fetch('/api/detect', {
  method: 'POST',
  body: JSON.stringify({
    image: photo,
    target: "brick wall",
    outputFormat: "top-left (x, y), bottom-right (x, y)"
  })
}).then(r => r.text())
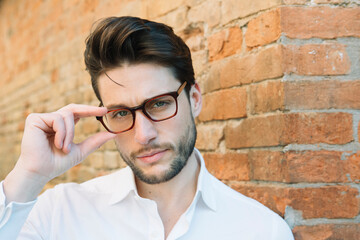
top-left (0, 0), bottom-right (359, 238)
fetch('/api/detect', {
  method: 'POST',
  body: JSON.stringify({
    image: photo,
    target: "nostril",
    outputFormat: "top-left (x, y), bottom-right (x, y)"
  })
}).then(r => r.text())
top-left (134, 112), bottom-right (157, 145)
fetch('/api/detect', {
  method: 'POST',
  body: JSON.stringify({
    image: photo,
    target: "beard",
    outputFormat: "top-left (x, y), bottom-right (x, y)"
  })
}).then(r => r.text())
top-left (117, 116), bottom-right (197, 184)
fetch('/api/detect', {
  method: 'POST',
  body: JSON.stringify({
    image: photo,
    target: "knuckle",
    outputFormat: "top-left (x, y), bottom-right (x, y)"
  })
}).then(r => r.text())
top-left (67, 103), bottom-right (76, 109)
top-left (64, 111), bottom-right (74, 120)
top-left (25, 113), bottom-right (38, 122)
top-left (56, 109), bottom-right (74, 120)
top-left (52, 112), bottom-right (64, 121)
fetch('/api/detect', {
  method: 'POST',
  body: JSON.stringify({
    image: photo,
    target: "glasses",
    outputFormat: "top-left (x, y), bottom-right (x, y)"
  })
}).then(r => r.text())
top-left (96, 81), bottom-right (187, 134)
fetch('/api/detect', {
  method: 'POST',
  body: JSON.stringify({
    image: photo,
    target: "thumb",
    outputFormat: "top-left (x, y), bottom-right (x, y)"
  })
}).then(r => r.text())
top-left (78, 131), bottom-right (117, 158)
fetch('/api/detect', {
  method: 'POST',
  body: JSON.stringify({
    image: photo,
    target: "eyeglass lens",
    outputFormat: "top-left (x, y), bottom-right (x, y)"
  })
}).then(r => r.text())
top-left (103, 94), bottom-right (177, 132)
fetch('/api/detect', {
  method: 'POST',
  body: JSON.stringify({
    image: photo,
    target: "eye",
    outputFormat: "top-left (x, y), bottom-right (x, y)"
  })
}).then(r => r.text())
top-left (153, 101), bottom-right (168, 108)
top-left (111, 110), bottom-right (130, 119)
top-left (147, 95), bottom-right (174, 109)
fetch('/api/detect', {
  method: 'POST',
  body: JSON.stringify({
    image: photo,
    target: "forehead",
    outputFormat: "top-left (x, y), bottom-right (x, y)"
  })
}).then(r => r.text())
top-left (98, 63), bottom-right (180, 107)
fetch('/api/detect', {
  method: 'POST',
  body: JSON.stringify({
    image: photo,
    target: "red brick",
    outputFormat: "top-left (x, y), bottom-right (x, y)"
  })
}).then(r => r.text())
top-left (198, 87), bottom-right (247, 122)
top-left (225, 115), bottom-right (285, 148)
top-left (203, 152), bottom-right (249, 181)
top-left (283, 44), bottom-right (350, 76)
top-left (218, 45), bottom-right (283, 88)
top-left (249, 150), bottom-right (348, 183)
top-left (188, 0), bottom-right (221, 28)
top-left (230, 183), bottom-right (290, 216)
top-left (208, 27), bottom-right (243, 61)
top-left (248, 151), bottom-right (288, 182)
top-left (221, 0), bottom-right (281, 25)
top-left (282, 0), bottom-right (307, 4)
top-left (147, 0), bottom-right (185, 18)
top-left (285, 80), bottom-right (360, 110)
top-left (246, 9), bottom-right (281, 48)
top-left (51, 68), bottom-right (59, 83)
top-left (87, 152), bottom-right (104, 169)
top-left (286, 112), bottom-right (353, 145)
top-left (281, 7), bottom-right (360, 39)
top-left (314, 0), bottom-right (343, 3)
top-left (289, 186), bottom-right (359, 219)
top-left (249, 80), bottom-right (284, 114)
top-left (293, 224), bottom-right (360, 240)
top-left (81, 117), bottom-right (100, 135)
top-left (104, 151), bottom-right (120, 170)
top-left (344, 152), bottom-right (360, 183)
top-left (154, 6), bottom-right (188, 32)
top-left (232, 184), bottom-right (360, 219)
top-left (225, 113), bottom-right (353, 148)
top-left (190, 50), bottom-right (207, 76)
top-left (196, 124), bottom-right (224, 151)
top-left (68, 165), bottom-right (96, 183)
top-left (180, 26), bottom-right (205, 52)
top-left (202, 61), bottom-right (222, 93)
top-left (286, 151), bottom-right (345, 183)
top-left (208, 46), bottom-right (282, 93)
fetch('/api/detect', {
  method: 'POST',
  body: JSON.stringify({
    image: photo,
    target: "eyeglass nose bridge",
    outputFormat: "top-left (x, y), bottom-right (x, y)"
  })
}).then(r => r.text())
top-left (128, 103), bottom-right (155, 127)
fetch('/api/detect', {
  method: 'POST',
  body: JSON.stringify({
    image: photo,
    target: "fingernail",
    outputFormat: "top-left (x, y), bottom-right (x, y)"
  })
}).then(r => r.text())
top-left (67, 143), bottom-right (71, 151)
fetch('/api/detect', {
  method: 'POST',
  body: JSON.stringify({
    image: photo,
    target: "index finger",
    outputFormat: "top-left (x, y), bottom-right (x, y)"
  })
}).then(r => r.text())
top-left (60, 104), bottom-right (108, 118)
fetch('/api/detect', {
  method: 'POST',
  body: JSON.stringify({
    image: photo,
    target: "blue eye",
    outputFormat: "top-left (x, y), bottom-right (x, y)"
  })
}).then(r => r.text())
top-left (118, 111), bottom-right (128, 116)
top-left (112, 110), bottom-right (130, 119)
top-left (154, 101), bottom-right (168, 108)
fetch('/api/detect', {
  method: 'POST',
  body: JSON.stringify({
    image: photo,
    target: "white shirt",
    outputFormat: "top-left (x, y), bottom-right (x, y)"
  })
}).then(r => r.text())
top-left (0, 149), bottom-right (294, 240)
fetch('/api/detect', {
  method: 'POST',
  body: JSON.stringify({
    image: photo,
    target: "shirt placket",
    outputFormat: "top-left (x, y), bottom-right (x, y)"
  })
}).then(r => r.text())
top-left (166, 193), bottom-right (199, 240)
top-left (136, 196), bottom-right (164, 240)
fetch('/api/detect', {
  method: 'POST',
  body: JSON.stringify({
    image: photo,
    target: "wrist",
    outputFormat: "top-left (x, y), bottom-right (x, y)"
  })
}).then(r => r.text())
top-left (3, 167), bottom-right (49, 204)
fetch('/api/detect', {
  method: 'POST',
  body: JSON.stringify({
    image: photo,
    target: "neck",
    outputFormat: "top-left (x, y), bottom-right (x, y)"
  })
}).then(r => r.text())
top-left (135, 150), bottom-right (200, 205)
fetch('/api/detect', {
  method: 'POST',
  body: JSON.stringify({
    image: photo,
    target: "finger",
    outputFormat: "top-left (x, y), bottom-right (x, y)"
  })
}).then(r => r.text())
top-left (78, 131), bottom-right (116, 158)
top-left (37, 113), bottom-right (66, 149)
top-left (62, 104), bottom-right (108, 119)
top-left (58, 110), bottom-right (75, 154)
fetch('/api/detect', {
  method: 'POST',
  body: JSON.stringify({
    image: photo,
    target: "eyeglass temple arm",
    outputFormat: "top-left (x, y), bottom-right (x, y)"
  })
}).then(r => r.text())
top-left (177, 81), bottom-right (187, 94)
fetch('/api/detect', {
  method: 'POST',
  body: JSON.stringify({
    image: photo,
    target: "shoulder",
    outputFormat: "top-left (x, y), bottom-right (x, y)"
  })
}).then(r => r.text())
top-left (39, 167), bottom-right (129, 201)
top-left (209, 175), bottom-right (293, 238)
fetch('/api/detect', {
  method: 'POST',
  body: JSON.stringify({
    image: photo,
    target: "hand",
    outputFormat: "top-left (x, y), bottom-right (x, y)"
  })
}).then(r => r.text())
top-left (3, 104), bottom-right (116, 203)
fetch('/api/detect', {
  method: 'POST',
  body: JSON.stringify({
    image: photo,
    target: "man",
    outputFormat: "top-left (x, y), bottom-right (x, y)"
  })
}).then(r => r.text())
top-left (0, 16), bottom-right (294, 239)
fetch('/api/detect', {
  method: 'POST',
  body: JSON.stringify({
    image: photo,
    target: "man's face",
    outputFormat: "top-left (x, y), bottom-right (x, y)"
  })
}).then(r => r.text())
top-left (98, 63), bottom-right (201, 184)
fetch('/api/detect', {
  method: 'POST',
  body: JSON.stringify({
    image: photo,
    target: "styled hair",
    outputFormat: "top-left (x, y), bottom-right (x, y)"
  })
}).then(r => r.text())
top-left (84, 16), bottom-right (195, 101)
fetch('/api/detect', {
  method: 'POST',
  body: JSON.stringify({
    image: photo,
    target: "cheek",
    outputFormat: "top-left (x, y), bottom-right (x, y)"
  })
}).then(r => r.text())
top-left (113, 133), bottom-right (134, 154)
top-left (163, 105), bottom-right (192, 135)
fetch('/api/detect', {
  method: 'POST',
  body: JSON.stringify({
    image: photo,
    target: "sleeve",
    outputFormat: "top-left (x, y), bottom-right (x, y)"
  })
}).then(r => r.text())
top-left (0, 181), bottom-right (37, 240)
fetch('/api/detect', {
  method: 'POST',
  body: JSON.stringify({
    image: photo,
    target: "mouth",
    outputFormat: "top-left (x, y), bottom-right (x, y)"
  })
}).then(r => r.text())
top-left (136, 149), bottom-right (168, 164)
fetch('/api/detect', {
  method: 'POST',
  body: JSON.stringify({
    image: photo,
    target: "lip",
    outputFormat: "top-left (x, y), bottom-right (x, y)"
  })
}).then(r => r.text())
top-left (136, 149), bottom-right (168, 164)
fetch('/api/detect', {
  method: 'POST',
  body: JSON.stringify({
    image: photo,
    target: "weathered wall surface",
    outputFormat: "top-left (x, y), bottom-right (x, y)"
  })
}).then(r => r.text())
top-left (1, 0), bottom-right (360, 238)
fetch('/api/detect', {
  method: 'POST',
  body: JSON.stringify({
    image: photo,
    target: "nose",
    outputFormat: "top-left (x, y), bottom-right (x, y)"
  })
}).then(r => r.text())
top-left (133, 111), bottom-right (157, 145)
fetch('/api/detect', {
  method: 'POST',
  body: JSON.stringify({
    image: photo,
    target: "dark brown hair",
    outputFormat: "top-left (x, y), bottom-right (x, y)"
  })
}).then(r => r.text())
top-left (84, 16), bottom-right (195, 101)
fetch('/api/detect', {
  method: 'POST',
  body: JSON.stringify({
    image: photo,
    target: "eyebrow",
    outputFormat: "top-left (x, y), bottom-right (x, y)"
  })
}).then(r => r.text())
top-left (105, 89), bottom-right (178, 111)
top-left (105, 95), bottom-right (154, 110)
top-left (106, 103), bottom-right (129, 110)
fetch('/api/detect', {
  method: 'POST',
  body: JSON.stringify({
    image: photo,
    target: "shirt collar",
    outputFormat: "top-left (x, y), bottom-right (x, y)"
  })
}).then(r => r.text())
top-left (193, 148), bottom-right (217, 212)
top-left (108, 166), bottom-right (137, 205)
top-left (108, 148), bottom-right (217, 212)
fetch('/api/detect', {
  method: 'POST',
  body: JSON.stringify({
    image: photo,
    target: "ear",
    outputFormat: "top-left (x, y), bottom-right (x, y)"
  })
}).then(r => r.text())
top-left (189, 82), bottom-right (202, 118)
